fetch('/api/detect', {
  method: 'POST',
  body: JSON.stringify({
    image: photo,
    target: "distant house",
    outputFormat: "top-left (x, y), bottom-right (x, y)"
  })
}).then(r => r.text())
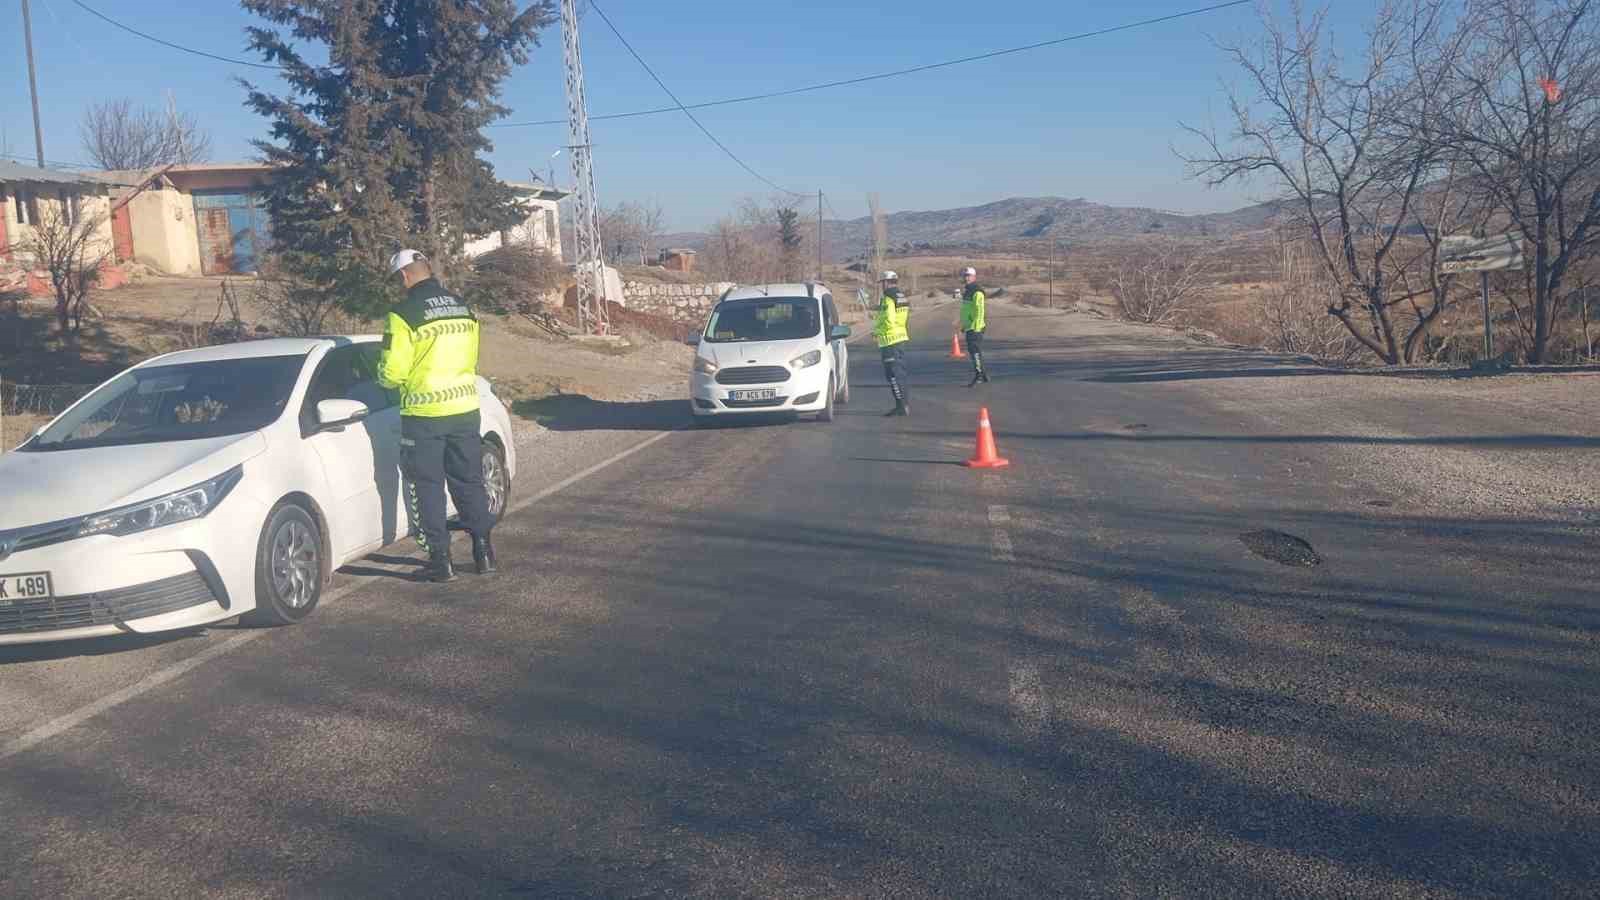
top-left (659, 248), bottom-right (697, 272)
top-left (104, 165), bottom-right (565, 276)
top-left (101, 163), bottom-right (277, 276)
top-left (0, 161), bottom-right (120, 266)
top-left (0, 161), bottom-right (134, 295)
top-left (461, 181), bottom-right (567, 261)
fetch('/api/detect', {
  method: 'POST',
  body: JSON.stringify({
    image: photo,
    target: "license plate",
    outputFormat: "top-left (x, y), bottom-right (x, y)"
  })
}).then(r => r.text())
top-left (0, 572), bottom-right (54, 604)
top-left (730, 389), bottom-right (778, 401)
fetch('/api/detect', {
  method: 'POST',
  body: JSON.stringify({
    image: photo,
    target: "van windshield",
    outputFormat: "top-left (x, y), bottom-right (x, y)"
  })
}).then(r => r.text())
top-left (703, 298), bottom-right (821, 343)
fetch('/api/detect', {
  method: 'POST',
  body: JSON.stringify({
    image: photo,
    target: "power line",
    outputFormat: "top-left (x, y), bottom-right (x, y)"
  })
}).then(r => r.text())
top-left (585, 0), bottom-right (804, 197)
top-left (0, 150), bottom-right (97, 170)
top-left (494, 0), bottom-right (1251, 128)
top-left (70, 0), bottom-right (284, 70)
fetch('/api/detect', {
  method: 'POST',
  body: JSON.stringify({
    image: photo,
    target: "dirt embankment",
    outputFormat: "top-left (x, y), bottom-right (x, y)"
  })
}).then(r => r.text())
top-left (2, 276), bottom-right (694, 452)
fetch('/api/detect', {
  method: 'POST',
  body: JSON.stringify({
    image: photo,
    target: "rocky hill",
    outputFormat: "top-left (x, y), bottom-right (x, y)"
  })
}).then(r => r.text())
top-left (660, 195), bottom-right (1288, 261)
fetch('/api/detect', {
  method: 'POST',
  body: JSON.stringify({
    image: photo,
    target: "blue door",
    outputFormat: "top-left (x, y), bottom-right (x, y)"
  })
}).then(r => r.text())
top-left (193, 191), bottom-right (272, 275)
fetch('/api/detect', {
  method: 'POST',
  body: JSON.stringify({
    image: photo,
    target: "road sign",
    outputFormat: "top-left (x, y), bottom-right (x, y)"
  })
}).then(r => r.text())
top-left (1440, 233), bottom-right (1525, 274)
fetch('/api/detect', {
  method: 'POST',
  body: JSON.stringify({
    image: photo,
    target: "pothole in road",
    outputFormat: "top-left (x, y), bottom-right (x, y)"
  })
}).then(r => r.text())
top-left (1124, 423), bottom-right (1149, 431)
top-left (1365, 499), bottom-right (1394, 508)
top-left (1239, 530), bottom-right (1322, 568)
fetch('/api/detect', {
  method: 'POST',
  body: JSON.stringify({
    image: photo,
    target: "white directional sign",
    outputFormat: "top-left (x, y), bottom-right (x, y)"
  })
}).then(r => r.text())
top-left (1440, 232), bottom-right (1526, 274)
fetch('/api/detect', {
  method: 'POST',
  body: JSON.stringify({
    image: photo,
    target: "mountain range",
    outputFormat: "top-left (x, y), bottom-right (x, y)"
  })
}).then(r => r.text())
top-left (659, 195), bottom-right (1289, 261)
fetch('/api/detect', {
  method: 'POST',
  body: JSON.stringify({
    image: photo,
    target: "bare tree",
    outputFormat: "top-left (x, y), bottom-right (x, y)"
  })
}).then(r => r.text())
top-left (598, 200), bottom-right (665, 265)
top-left (20, 204), bottom-right (109, 334)
top-left (1112, 238), bottom-right (1218, 324)
top-left (1262, 231), bottom-right (1367, 362)
top-left (702, 216), bottom-right (755, 282)
top-left (460, 242), bottom-right (563, 312)
top-left (1442, 0), bottom-right (1600, 363)
top-left (1184, 0), bottom-right (1470, 364)
top-left (80, 98), bottom-right (213, 171)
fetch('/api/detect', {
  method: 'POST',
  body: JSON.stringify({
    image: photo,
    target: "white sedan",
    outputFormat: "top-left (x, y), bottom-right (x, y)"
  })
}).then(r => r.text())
top-left (0, 336), bottom-right (516, 645)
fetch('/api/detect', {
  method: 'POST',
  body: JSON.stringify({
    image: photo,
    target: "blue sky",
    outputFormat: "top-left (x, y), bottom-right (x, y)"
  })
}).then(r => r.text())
top-left (2, 1), bottom-right (1379, 229)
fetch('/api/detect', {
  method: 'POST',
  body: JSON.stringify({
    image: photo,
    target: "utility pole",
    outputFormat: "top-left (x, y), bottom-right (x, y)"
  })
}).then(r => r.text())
top-left (561, 0), bottom-right (609, 334)
top-left (21, 0), bottom-right (47, 168)
top-left (1047, 239), bottom-right (1054, 309)
top-left (817, 190), bottom-right (823, 281)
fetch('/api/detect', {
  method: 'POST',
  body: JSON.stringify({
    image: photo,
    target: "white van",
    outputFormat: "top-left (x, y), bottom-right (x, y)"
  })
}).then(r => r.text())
top-left (689, 283), bottom-right (852, 423)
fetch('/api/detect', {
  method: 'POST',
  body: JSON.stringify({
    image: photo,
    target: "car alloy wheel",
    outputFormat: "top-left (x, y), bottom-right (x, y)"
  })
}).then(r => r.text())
top-left (247, 502), bottom-right (324, 627)
top-left (271, 518), bottom-right (319, 610)
top-left (483, 443), bottom-right (510, 521)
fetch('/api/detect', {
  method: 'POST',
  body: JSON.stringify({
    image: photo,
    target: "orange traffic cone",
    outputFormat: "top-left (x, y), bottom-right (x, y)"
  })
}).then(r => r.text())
top-left (949, 332), bottom-right (967, 359)
top-left (963, 407), bottom-right (1010, 469)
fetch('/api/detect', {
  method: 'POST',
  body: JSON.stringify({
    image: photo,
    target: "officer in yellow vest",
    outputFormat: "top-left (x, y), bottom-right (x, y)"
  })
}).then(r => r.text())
top-left (379, 249), bottom-right (496, 583)
top-left (960, 266), bottom-right (991, 386)
top-left (873, 270), bottom-right (912, 416)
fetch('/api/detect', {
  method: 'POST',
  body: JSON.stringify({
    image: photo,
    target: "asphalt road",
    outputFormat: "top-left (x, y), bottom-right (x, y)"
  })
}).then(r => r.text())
top-left (3, 304), bottom-right (1597, 898)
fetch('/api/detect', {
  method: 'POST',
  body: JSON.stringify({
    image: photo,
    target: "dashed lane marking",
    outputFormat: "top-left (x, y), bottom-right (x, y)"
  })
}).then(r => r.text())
top-left (989, 504), bottom-right (1016, 563)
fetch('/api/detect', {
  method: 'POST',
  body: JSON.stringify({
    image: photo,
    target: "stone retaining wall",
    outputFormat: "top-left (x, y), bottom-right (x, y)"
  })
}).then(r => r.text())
top-left (621, 281), bottom-right (734, 326)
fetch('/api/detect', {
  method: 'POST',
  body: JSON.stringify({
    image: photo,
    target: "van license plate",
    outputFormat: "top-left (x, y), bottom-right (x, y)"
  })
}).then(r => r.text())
top-left (0, 572), bottom-right (54, 604)
top-left (730, 389), bottom-right (778, 401)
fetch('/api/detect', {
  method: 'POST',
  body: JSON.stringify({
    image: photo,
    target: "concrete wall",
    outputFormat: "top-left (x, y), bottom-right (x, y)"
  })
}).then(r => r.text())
top-left (621, 280), bottom-right (735, 326)
top-left (126, 186), bottom-right (203, 275)
top-left (464, 196), bottom-right (563, 260)
top-left (0, 188), bottom-right (116, 266)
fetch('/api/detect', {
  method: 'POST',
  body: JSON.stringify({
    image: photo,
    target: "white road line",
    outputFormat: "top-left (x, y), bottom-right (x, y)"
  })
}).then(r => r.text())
top-left (504, 429), bottom-right (675, 518)
top-left (989, 505), bottom-right (1015, 563)
top-left (0, 429), bottom-right (679, 764)
top-left (1007, 661), bottom-right (1050, 737)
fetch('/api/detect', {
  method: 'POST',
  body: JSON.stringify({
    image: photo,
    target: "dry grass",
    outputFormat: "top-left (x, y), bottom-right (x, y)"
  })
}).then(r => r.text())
top-left (0, 273), bottom-right (694, 455)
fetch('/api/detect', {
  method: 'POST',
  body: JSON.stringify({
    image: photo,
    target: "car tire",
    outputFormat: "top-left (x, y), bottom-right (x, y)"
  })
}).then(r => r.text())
top-left (482, 439), bottom-right (511, 524)
top-left (244, 502), bottom-right (323, 627)
top-left (818, 376), bottom-right (836, 423)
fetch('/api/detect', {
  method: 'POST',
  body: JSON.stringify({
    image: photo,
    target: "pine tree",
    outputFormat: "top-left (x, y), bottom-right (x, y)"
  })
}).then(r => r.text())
top-left (239, 0), bottom-right (553, 313)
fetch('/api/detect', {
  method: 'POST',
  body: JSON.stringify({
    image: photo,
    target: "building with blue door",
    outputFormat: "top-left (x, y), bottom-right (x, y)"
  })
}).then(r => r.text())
top-left (104, 163), bottom-right (279, 276)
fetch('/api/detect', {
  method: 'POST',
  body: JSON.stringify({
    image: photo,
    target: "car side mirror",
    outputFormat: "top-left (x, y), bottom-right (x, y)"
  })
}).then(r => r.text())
top-left (829, 325), bottom-right (852, 340)
top-left (316, 398), bottom-right (370, 429)
top-left (684, 335), bottom-right (702, 347)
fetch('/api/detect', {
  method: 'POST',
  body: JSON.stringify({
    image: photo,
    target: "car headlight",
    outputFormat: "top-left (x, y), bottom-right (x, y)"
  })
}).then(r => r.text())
top-left (790, 349), bottom-right (823, 369)
top-left (694, 357), bottom-right (719, 375)
top-left (77, 466), bottom-right (244, 538)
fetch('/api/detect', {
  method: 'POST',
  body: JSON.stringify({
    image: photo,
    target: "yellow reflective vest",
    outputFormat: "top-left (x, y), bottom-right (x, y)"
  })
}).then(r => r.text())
top-left (873, 289), bottom-right (910, 348)
top-left (378, 278), bottom-right (482, 418)
top-left (961, 283), bottom-right (987, 332)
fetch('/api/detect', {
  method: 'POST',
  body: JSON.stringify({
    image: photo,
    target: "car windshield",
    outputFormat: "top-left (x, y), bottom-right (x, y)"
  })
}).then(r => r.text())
top-left (703, 298), bottom-right (821, 343)
top-left (22, 354), bottom-right (307, 452)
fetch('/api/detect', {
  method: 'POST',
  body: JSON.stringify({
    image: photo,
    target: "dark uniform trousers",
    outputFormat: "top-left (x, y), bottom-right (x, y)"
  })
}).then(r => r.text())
top-left (401, 410), bottom-right (494, 555)
top-left (880, 343), bottom-right (909, 404)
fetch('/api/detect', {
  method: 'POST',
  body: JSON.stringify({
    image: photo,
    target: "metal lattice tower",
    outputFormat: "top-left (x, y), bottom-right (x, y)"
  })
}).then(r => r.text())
top-left (562, 0), bottom-right (609, 334)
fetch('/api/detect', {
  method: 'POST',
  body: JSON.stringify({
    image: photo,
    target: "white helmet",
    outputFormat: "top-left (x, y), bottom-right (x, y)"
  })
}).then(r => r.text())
top-left (388, 248), bottom-right (427, 275)
top-left (961, 266), bottom-right (976, 277)
top-left (880, 270), bottom-right (898, 281)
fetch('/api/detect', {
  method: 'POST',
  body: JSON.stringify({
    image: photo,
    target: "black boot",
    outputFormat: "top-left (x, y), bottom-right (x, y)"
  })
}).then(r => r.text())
top-left (883, 401), bottom-right (909, 417)
top-left (472, 534), bottom-right (497, 575)
top-left (979, 371), bottom-right (991, 384)
top-left (968, 371), bottom-right (982, 387)
top-left (417, 548), bottom-right (456, 583)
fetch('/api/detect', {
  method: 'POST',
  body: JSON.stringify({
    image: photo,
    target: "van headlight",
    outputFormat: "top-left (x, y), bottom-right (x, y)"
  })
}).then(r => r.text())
top-left (77, 466), bottom-right (244, 538)
top-left (790, 350), bottom-right (823, 369)
top-left (694, 357), bottom-right (719, 375)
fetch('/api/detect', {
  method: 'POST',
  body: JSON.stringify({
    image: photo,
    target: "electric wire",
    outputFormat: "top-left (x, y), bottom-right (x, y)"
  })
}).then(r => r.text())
top-left (70, 0), bottom-right (285, 70)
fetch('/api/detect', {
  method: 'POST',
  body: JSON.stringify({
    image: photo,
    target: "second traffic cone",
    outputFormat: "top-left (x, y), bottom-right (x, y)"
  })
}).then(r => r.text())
top-left (963, 406), bottom-right (1010, 469)
top-left (949, 332), bottom-right (967, 359)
